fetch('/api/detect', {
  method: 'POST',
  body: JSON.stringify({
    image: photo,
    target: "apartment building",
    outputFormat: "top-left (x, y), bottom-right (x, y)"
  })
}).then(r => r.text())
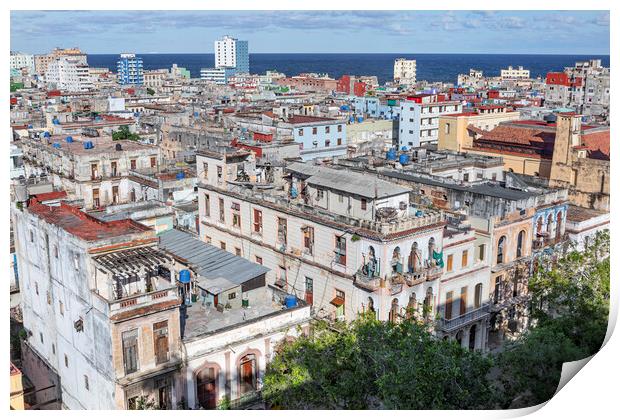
top-left (214, 35), bottom-right (250, 74)
top-left (20, 133), bottom-right (161, 210)
top-left (143, 70), bottom-right (169, 90)
top-left (10, 51), bottom-right (35, 75)
top-left (393, 58), bottom-right (417, 86)
top-left (45, 57), bottom-right (94, 92)
top-left (500, 66), bottom-right (530, 79)
top-left (280, 115), bottom-right (348, 161)
top-left (398, 94), bottom-right (463, 148)
top-left (117, 53), bottom-right (144, 86)
top-left (34, 47), bottom-right (86, 77)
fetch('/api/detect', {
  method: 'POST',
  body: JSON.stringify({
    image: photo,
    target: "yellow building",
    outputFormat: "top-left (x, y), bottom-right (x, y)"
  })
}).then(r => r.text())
top-left (10, 363), bottom-right (25, 410)
top-left (438, 106), bottom-right (520, 152)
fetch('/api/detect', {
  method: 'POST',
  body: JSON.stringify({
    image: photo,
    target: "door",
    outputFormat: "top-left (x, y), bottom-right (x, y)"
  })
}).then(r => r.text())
top-left (197, 367), bottom-right (218, 409)
top-left (305, 277), bottom-right (313, 305)
top-left (239, 354), bottom-right (257, 396)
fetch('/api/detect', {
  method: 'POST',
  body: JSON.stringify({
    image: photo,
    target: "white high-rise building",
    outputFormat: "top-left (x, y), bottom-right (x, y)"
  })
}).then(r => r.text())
top-left (214, 35), bottom-right (249, 74)
top-left (45, 56), bottom-right (94, 92)
top-left (500, 66), bottom-right (530, 79)
top-left (10, 51), bottom-right (35, 74)
top-left (394, 58), bottom-right (417, 86)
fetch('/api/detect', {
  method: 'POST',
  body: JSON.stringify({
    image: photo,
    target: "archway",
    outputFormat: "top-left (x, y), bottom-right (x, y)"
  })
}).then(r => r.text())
top-left (556, 212), bottom-right (563, 241)
top-left (238, 354), bottom-right (258, 396)
top-left (196, 364), bottom-right (219, 409)
top-left (389, 298), bottom-right (400, 322)
top-left (408, 242), bottom-right (420, 273)
top-left (407, 293), bottom-right (417, 318)
top-left (469, 324), bottom-right (477, 350)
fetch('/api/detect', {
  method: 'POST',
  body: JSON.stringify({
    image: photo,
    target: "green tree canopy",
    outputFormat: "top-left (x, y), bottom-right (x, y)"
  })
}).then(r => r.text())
top-left (263, 315), bottom-right (495, 409)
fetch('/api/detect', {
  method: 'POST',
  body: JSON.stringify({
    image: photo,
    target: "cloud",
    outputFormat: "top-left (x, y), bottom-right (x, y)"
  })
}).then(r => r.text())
top-left (593, 12), bottom-right (610, 26)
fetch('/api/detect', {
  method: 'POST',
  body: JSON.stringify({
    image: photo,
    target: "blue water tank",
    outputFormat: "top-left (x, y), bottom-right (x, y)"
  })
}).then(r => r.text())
top-left (284, 295), bottom-right (297, 308)
top-left (66, 136), bottom-right (73, 143)
top-left (290, 185), bottom-right (298, 199)
top-left (176, 171), bottom-right (185, 180)
top-left (399, 154), bottom-right (410, 165)
top-left (52, 118), bottom-right (60, 125)
top-left (386, 149), bottom-right (397, 161)
top-left (179, 269), bottom-right (191, 284)
top-left (52, 142), bottom-right (61, 149)
top-left (340, 105), bottom-right (350, 111)
top-left (349, 116), bottom-right (354, 123)
top-left (401, 146), bottom-right (408, 152)
top-left (194, 112), bottom-right (199, 117)
top-left (357, 116), bottom-right (364, 123)
top-left (28, 124), bottom-right (33, 129)
top-left (43, 131), bottom-right (51, 138)
top-left (83, 141), bottom-right (94, 150)
top-left (415, 210), bottom-right (424, 217)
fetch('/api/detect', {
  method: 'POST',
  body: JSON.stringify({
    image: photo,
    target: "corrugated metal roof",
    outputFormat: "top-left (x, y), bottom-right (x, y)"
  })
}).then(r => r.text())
top-left (287, 163), bottom-right (410, 199)
top-left (158, 230), bottom-right (269, 291)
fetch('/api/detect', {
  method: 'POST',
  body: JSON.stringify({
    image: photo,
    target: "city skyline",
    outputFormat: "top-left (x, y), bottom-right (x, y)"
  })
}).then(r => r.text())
top-left (11, 10), bottom-right (610, 55)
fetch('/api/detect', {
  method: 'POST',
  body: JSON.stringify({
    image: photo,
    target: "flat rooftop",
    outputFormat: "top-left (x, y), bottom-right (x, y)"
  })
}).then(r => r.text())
top-left (27, 200), bottom-right (152, 241)
top-left (183, 288), bottom-right (291, 340)
top-left (31, 135), bottom-right (158, 156)
top-left (566, 205), bottom-right (609, 223)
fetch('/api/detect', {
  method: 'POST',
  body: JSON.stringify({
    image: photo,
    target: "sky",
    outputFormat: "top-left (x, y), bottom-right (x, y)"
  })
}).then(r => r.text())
top-left (10, 10), bottom-right (610, 55)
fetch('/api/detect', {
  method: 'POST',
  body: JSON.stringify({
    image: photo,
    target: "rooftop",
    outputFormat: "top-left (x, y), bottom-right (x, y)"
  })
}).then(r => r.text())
top-left (566, 205), bottom-right (609, 223)
top-left (159, 229), bottom-right (269, 294)
top-left (27, 200), bottom-right (152, 242)
top-left (28, 135), bottom-right (158, 156)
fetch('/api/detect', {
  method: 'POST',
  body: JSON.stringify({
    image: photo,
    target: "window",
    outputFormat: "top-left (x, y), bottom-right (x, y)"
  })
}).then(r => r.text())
top-left (73, 254), bottom-right (80, 271)
top-left (91, 163), bottom-right (99, 180)
top-left (474, 283), bottom-right (483, 308)
top-left (217, 166), bottom-right (223, 183)
top-left (445, 292), bottom-right (453, 320)
top-left (335, 235), bottom-right (347, 265)
top-left (335, 289), bottom-right (345, 318)
top-left (29, 230), bottom-right (34, 242)
top-left (64, 354), bottom-right (69, 368)
top-left (316, 189), bottom-right (324, 200)
top-left (445, 123), bottom-right (451, 134)
top-left (84, 375), bottom-right (89, 391)
top-left (516, 230), bottom-right (525, 258)
top-left (338, 193), bottom-right (343, 203)
top-left (298, 129), bottom-right (304, 136)
top-left (277, 217), bottom-right (287, 245)
top-left (59, 301), bottom-right (64, 316)
top-left (325, 126), bottom-right (330, 134)
top-left (253, 209), bottom-right (263, 233)
top-left (239, 354), bottom-right (258, 396)
top-left (497, 236), bottom-right (506, 264)
top-left (361, 198), bottom-right (367, 210)
top-left (478, 244), bottom-right (485, 261)
top-left (111, 161), bottom-right (118, 177)
top-left (463, 173), bottom-right (469, 182)
top-left (337, 138), bottom-right (342, 145)
top-left (40, 332), bottom-right (44, 344)
top-left (446, 254), bottom-right (454, 272)
top-left (130, 159), bottom-right (136, 171)
top-left (218, 198), bottom-right (225, 222)
top-left (153, 321), bottom-right (169, 365)
top-left (228, 292), bottom-right (237, 300)
top-left (337, 125), bottom-right (342, 132)
top-left (92, 188), bottom-right (100, 208)
top-left (460, 286), bottom-right (468, 315)
top-left (277, 265), bottom-right (287, 288)
top-left (150, 157), bottom-right (157, 168)
top-left (461, 250), bottom-right (468, 268)
top-left (494, 276), bottom-right (503, 304)
top-left (324, 139), bottom-right (330, 147)
top-left (122, 329), bottom-right (139, 374)
top-left (255, 256), bottom-right (263, 265)
top-left (112, 186), bottom-right (119, 204)
top-left (234, 247), bottom-right (241, 256)
top-left (35, 282), bottom-right (39, 295)
top-left (202, 162), bottom-right (208, 178)
top-left (220, 241), bottom-right (226, 250)
top-left (302, 226), bottom-right (314, 254)
top-left (204, 194), bottom-right (210, 217)
top-left (305, 277), bottom-right (314, 305)
top-left (312, 127), bottom-right (317, 135)
top-left (52, 344), bottom-right (56, 355)
top-left (231, 202), bottom-right (241, 227)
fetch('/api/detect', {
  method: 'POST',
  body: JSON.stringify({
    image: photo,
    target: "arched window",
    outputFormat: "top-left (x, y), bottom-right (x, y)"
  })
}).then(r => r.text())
top-left (469, 324), bottom-right (477, 350)
top-left (536, 217), bottom-right (543, 235)
top-left (516, 230), bottom-right (525, 258)
top-left (547, 213), bottom-right (554, 237)
top-left (423, 287), bottom-right (433, 317)
top-left (497, 236), bottom-right (506, 264)
top-left (196, 366), bottom-right (219, 409)
top-left (391, 246), bottom-right (402, 273)
top-left (367, 297), bottom-right (375, 316)
top-left (428, 237), bottom-right (436, 266)
top-left (474, 283), bottom-right (483, 309)
top-left (238, 354), bottom-right (257, 396)
top-left (408, 242), bottom-right (420, 273)
top-left (407, 293), bottom-right (417, 318)
top-left (389, 298), bottom-right (400, 323)
top-left (556, 212), bottom-right (563, 241)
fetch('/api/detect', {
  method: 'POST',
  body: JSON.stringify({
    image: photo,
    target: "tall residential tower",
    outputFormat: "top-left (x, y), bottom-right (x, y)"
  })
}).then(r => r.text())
top-left (117, 53), bottom-right (144, 86)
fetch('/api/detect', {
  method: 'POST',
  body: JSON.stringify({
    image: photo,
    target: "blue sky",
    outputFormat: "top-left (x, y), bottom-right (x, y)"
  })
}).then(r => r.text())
top-left (11, 10), bottom-right (610, 55)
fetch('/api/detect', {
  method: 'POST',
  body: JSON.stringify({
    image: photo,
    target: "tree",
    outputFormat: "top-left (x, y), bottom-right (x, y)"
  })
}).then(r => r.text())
top-left (262, 315), bottom-right (495, 409)
top-left (112, 125), bottom-right (140, 141)
top-left (495, 231), bottom-right (610, 408)
top-left (134, 395), bottom-right (157, 410)
top-left (147, 88), bottom-right (155, 96)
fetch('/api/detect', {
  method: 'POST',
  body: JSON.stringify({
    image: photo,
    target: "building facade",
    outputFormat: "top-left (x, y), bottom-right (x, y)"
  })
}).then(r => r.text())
top-left (117, 54), bottom-right (144, 86)
top-left (393, 58), bottom-right (417, 86)
top-left (214, 35), bottom-right (250, 74)
top-left (399, 95), bottom-right (462, 148)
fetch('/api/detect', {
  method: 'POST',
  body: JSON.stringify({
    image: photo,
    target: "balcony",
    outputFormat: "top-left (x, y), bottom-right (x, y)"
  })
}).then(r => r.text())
top-left (354, 260), bottom-right (382, 291)
top-left (402, 265), bottom-right (443, 286)
top-left (437, 303), bottom-right (490, 332)
top-left (109, 286), bottom-right (179, 319)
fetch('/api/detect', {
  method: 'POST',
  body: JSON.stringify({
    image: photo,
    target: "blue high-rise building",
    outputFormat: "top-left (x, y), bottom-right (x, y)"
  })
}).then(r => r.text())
top-left (117, 53), bottom-right (144, 86)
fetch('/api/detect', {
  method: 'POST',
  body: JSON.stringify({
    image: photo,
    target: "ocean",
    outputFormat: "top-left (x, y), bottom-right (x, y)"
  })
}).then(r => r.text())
top-left (87, 53), bottom-right (610, 85)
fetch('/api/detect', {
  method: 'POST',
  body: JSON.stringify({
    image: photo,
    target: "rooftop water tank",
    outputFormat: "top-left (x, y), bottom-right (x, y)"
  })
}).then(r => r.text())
top-left (357, 116), bottom-right (364, 123)
top-left (401, 146), bottom-right (408, 152)
top-left (399, 154), bottom-right (410, 165)
top-left (194, 112), bottom-right (199, 117)
top-left (28, 124), bottom-right (33, 129)
top-left (52, 142), bottom-right (61, 149)
top-left (43, 131), bottom-right (51, 138)
top-left (386, 149), bottom-right (397, 161)
top-left (290, 185), bottom-right (298, 199)
top-left (66, 136), bottom-right (73, 143)
top-left (340, 105), bottom-right (350, 111)
top-left (349, 116), bottom-right (354, 123)
top-left (284, 295), bottom-right (297, 308)
top-left (176, 172), bottom-right (185, 180)
top-left (179, 269), bottom-right (191, 284)
top-left (415, 210), bottom-right (424, 217)
top-left (52, 118), bottom-right (60, 125)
